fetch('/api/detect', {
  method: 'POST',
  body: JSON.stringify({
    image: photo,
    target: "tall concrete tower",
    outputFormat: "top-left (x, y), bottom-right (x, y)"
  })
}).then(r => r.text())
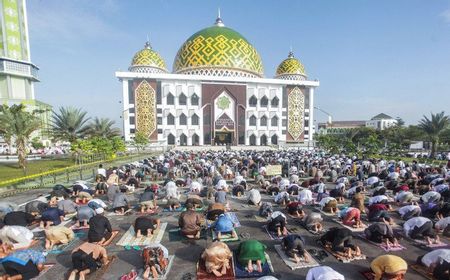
top-left (0, 0), bottom-right (51, 143)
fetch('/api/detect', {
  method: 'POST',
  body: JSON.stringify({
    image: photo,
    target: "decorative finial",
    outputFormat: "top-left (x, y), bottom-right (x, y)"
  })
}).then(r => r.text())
top-left (144, 35), bottom-right (152, 49)
top-left (215, 8), bottom-right (225, 27)
top-left (288, 47), bottom-right (294, 58)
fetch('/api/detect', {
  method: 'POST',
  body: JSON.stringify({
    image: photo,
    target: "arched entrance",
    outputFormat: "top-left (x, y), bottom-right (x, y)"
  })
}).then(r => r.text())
top-left (192, 134), bottom-right (199, 146)
top-left (260, 135), bottom-right (267, 146)
top-left (271, 134), bottom-right (278, 145)
top-left (167, 134), bottom-right (175, 145)
top-left (249, 134), bottom-right (256, 146)
top-left (180, 134), bottom-right (188, 146)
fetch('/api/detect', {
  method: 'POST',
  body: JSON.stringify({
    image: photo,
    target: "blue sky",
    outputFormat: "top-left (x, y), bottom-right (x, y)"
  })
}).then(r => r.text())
top-left (27, 0), bottom-right (450, 127)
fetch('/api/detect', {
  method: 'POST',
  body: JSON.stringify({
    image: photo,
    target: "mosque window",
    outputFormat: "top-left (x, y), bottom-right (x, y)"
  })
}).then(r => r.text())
top-left (130, 128), bottom-right (136, 134)
top-left (180, 113), bottom-right (187, 125)
top-left (167, 114), bottom-right (175, 125)
top-left (192, 114), bottom-right (199, 125)
top-left (260, 116), bottom-right (267, 126)
top-left (179, 93), bottom-right (187, 105)
top-left (191, 94), bottom-right (199, 106)
top-left (157, 117), bottom-right (162, 125)
top-left (271, 116), bottom-right (278, 127)
top-left (167, 93), bottom-right (174, 105)
top-left (249, 96), bottom-right (257, 107)
top-left (129, 108), bottom-right (135, 113)
top-left (158, 129), bottom-right (163, 134)
top-left (260, 96), bottom-right (268, 107)
top-left (249, 115), bottom-right (257, 126)
top-left (129, 116), bottom-right (135, 125)
top-left (271, 97), bottom-right (279, 107)
top-left (168, 134), bottom-right (175, 145)
top-left (282, 119), bottom-right (287, 126)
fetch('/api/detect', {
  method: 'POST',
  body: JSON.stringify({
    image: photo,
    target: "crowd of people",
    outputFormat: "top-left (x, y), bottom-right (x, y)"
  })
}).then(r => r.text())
top-left (0, 149), bottom-right (449, 279)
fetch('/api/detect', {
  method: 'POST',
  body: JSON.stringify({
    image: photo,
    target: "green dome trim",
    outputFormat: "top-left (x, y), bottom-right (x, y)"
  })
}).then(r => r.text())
top-left (130, 43), bottom-right (167, 72)
top-left (173, 25), bottom-right (264, 77)
top-left (276, 56), bottom-right (306, 77)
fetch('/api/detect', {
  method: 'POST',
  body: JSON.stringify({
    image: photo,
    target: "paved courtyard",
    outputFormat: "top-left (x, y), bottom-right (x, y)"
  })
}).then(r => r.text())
top-left (1, 178), bottom-right (436, 280)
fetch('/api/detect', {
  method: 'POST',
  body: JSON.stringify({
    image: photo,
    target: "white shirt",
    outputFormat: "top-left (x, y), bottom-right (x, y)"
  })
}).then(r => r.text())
top-left (279, 179), bottom-right (290, 190)
top-left (270, 211), bottom-right (286, 220)
top-left (436, 217), bottom-right (450, 230)
top-left (404, 217), bottom-right (431, 236)
top-left (421, 249), bottom-right (450, 267)
top-left (422, 191), bottom-right (441, 203)
top-left (233, 175), bottom-right (245, 186)
top-left (274, 191), bottom-right (289, 203)
top-left (335, 177), bottom-right (348, 184)
top-left (395, 191), bottom-right (411, 202)
top-left (388, 172), bottom-right (400, 180)
top-left (0, 226), bottom-right (34, 249)
top-left (319, 197), bottom-right (336, 208)
top-left (89, 198), bottom-right (107, 208)
top-left (298, 189), bottom-right (313, 204)
top-left (165, 181), bottom-right (179, 199)
top-left (97, 168), bottom-right (106, 177)
top-left (247, 189), bottom-right (261, 204)
top-left (366, 176), bottom-right (380, 186)
top-left (190, 181), bottom-right (203, 192)
top-left (369, 195), bottom-right (388, 205)
top-left (306, 266), bottom-right (345, 280)
top-left (398, 205), bottom-right (420, 216)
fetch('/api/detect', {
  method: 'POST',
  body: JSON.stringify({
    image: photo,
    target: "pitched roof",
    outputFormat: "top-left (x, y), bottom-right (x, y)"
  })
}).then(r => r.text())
top-left (371, 113), bottom-right (394, 120)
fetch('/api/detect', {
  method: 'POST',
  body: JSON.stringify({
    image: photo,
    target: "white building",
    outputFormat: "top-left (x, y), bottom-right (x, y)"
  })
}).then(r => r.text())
top-left (365, 113), bottom-right (398, 130)
top-left (116, 16), bottom-right (319, 146)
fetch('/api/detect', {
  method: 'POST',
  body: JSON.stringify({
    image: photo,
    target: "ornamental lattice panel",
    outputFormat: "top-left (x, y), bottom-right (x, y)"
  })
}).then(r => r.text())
top-left (135, 80), bottom-right (156, 138)
top-left (288, 87), bottom-right (305, 141)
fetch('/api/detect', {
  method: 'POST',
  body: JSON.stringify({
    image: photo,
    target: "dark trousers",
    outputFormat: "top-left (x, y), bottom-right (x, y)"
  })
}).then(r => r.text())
top-left (410, 221), bottom-right (434, 239)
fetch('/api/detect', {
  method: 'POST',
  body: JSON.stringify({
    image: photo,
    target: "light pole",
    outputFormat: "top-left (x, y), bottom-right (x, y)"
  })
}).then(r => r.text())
top-left (314, 106), bottom-right (333, 125)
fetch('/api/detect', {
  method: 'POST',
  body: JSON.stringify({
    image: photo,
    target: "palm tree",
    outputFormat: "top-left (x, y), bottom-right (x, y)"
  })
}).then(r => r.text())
top-left (51, 107), bottom-right (90, 143)
top-left (0, 104), bottom-right (42, 169)
top-left (86, 117), bottom-right (121, 138)
top-left (418, 111), bottom-right (450, 158)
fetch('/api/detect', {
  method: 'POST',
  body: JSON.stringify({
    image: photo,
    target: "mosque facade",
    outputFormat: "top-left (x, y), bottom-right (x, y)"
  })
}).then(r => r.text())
top-left (116, 16), bottom-right (319, 146)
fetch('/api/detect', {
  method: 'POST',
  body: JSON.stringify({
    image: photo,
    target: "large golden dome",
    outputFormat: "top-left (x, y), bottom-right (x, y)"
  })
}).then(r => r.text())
top-left (173, 17), bottom-right (264, 78)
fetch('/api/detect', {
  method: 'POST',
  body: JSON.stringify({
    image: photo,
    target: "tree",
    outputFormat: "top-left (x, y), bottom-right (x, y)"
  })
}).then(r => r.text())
top-left (51, 107), bottom-right (90, 143)
top-left (132, 131), bottom-right (149, 153)
top-left (418, 111), bottom-right (450, 158)
top-left (71, 136), bottom-right (126, 159)
top-left (0, 104), bottom-right (42, 169)
top-left (86, 117), bottom-right (121, 138)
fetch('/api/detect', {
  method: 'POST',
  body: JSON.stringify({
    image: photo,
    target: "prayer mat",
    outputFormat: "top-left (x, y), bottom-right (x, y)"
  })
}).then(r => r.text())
top-left (226, 212), bottom-right (241, 227)
top-left (47, 232), bottom-right (86, 254)
top-left (322, 246), bottom-right (366, 263)
top-left (63, 212), bottom-right (77, 221)
top-left (231, 195), bottom-right (246, 200)
top-left (262, 225), bottom-right (290, 240)
top-left (106, 208), bottom-right (133, 216)
top-left (233, 252), bottom-right (273, 278)
top-left (212, 230), bottom-right (239, 242)
top-left (197, 257), bottom-right (235, 280)
top-left (317, 208), bottom-right (337, 217)
top-left (332, 219), bottom-right (367, 232)
top-left (31, 264), bottom-right (55, 280)
top-left (13, 239), bottom-right (39, 250)
top-left (360, 270), bottom-right (375, 280)
top-left (168, 228), bottom-right (206, 242)
top-left (116, 223), bottom-right (167, 247)
top-left (410, 264), bottom-right (436, 280)
top-left (357, 233), bottom-right (406, 252)
top-left (133, 255), bottom-right (174, 280)
top-left (134, 207), bottom-right (161, 215)
top-left (299, 224), bottom-right (322, 235)
top-left (69, 224), bottom-right (90, 231)
top-left (86, 256), bottom-right (117, 280)
top-left (396, 230), bottom-right (450, 248)
top-left (94, 230), bottom-right (119, 246)
top-left (162, 207), bottom-right (184, 212)
top-left (274, 245), bottom-right (319, 270)
top-left (254, 215), bottom-right (268, 223)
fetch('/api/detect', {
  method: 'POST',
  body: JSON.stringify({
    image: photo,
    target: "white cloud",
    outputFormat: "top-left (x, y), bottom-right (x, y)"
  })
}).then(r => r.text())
top-left (440, 9), bottom-right (450, 24)
top-left (27, 1), bottom-right (128, 45)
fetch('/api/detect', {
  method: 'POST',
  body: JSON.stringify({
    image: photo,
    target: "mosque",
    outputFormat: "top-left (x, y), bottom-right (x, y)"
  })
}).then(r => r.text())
top-left (116, 15), bottom-right (319, 146)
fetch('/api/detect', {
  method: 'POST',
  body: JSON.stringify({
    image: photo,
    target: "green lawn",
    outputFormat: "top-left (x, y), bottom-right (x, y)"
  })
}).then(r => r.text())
top-left (0, 158), bottom-right (75, 181)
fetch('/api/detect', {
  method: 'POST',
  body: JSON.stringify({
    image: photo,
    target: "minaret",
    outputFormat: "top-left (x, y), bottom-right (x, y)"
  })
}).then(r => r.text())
top-left (0, 0), bottom-right (39, 101)
top-left (0, 0), bottom-right (51, 143)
